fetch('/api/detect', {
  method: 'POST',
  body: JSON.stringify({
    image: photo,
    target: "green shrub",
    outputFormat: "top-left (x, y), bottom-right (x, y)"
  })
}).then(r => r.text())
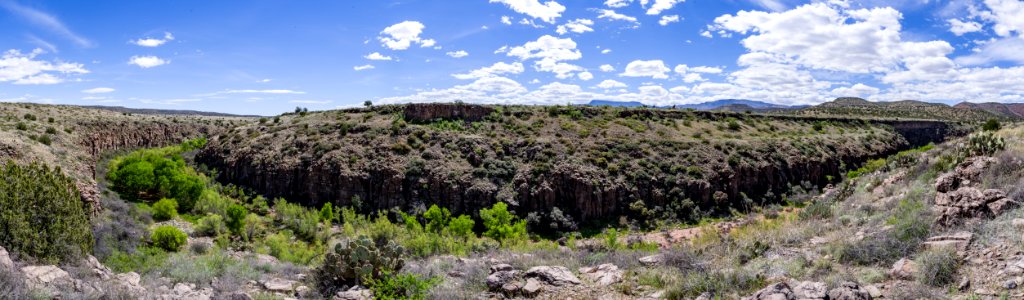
top-left (320, 202), bottom-right (335, 223)
top-left (982, 118), bottom-right (1001, 131)
top-left (366, 272), bottom-right (439, 300)
top-left (152, 198), bottom-right (179, 221)
top-left (479, 202), bottom-right (527, 244)
top-left (603, 228), bottom-right (622, 250)
top-left (15, 122), bottom-right (27, 130)
top-left (799, 200), bottom-right (833, 220)
top-left (423, 204), bottom-right (451, 233)
top-left (835, 199), bottom-right (930, 266)
top-left (195, 214), bottom-right (228, 237)
top-left (106, 140), bottom-right (207, 210)
top-left (273, 198), bottom-right (320, 241)
top-left (226, 204), bottom-right (248, 235)
top-left (37, 135), bottom-right (52, 145)
top-left (241, 214), bottom-right (264, 243)
top-left (447, 215), bottom-right (475, 239)
top-left (259, 231), bottom-right (320, 265)
top-left (727, 119), bottom-right (741, 131)
top-left (151, 225), bottom-right (188, 252)
top-left (915, 247), bottom-right (959, 287)
top-left (104, 246), bottom-right (169, 274)
top-left (45, 127), bottom-right (57, 134)
top-left (194, 189), bottom-right (231, 216)
top-left (0, 161), bottom-right (93, 263)
top-left (314, 235), bottom-right (406, 296)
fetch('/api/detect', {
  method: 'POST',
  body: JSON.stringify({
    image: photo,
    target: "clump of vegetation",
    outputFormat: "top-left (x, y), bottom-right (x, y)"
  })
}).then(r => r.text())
top-left (480, 202), bottom-right (527, 244)
top-left (834, 198), bottom-right (930, 266)
top-left (225, 204), bottom-right (248, 235)
top-left (314, 235), bottom-right (406, 296)
top-left (915, 247), bottom-right (959, 287)
top-left (106, 139), bottom-right (208, 211)
top-left (152, 198), bottom-right (179, 221)
top-left (273, 198), bottom-right (321, 240)
top-left (365, 271), bottom-right (439, 300)
top-left (982, 118), bottom-right (1001, 131)
top-left (0, 161), bottom-right (93, 263)
top-left (151, 225), bottom-right (188, 252)
top-left (195, 214), bottom-right (228, 237)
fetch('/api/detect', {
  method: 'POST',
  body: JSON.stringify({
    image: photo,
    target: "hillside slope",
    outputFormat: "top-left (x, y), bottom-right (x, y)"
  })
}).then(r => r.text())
top-left (197, 103), bottom-right (965, 226)
top-left (795, 98), bottom-right (1003, 122)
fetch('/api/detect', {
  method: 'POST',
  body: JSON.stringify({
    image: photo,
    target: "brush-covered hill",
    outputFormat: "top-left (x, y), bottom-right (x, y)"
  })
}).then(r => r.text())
top-left (953, 102), bottom-right (1024, 119)
top-left (196, 103), bottom-right (965, 227)
top-left (0, 103), bottom-right (244, 210)
top-left (795, 97), bottom-right (1006, 122)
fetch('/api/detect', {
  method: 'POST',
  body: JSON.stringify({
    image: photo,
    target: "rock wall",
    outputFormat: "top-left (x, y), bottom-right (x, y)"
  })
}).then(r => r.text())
top-left (401, 103), bottom-right (496, 123)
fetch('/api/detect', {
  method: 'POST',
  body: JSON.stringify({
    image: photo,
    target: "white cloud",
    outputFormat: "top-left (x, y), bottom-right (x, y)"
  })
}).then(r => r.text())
top-left (659, 15), bottom-right (680, 26)
top-left (596, 79), bottom-right (627, 89)
top-left (578, 71), bottom-right (594, 80)
top-left (258, 79), bottom-right (272, 83)
top-left (605, 0), bottom-right (631, 8)
top-left (507, 35), bottom-right (584, 78)
top-left (983, 0), bottom-right (1024, 38)
top-left (597, 9), bottom-right (639, 23)
top-left (556, 19), bottom-right (595, 35)
top-left (955, 38), bottom-right (1024, 65)
top-left (0, 49), bottom-right (88, 85)
top-left (0, 1), bottom-right (92, 47)
top-left (452, 62), bottom-right (525, 79)
top-left (131, 32), bottom-right (174, 47)
top-left (489, 0), bottom-right (566, 24)
top-left (749, 0), bottom-right (787, 12)
top-left (82, 87), bottom-right (115, 94)
top-left (353, 64), bottom-right (375, 71)
top-left (501, 16), bottom-right (513, 25)
top-left (600, 64), bottom-right (615, 72)
top-left (620, 59), bottom-right (670, 79)
top-left (128, 55), bottom-right (168, 68)
top-left (646, 0), bottom-right (685, 15)
top-left (446, 50), bottom-right (469, 58)
top-left (379, 21), bottom-right (436, 50)
top-left (364, 52), bottom-right (393, 60)
top-left (948, 19), bottom-right (983, 35)
top-left (675, 65), bottom-right (723, 74)
top-left (831, 83), bottom-right (880, 97)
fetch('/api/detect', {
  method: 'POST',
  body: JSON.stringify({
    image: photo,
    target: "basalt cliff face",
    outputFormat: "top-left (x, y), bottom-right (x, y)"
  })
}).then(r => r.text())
top-left (197, 104), bottom-right (967, 224)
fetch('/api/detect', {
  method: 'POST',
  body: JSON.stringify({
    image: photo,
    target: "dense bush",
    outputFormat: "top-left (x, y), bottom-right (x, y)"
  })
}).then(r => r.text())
top-left (151, 225), bottom-right (188, 252)
top-left (152, 198), bottom-right (179, 221)
top-left (195, 214), bottom-right (228, 237)
top-left (314, 235), bottom-right (406, 296)
top-left (93, 192), bottom-right (149, 260)
top-left (915, 247), bottom-right (959, 286)
top-left (273, 198), bottom-right (321, 241)
top-left (106, 139), bottom-right (207, 211)
top-left (259, 231), bottom-right (320, 265)
top-left (982, 118), bottom-right (1001, 131)
top-left (447, 215), bottom-right (475, 239)
top-left (0, 161), bottom-right (93, 264)
top-left (225, 204), bottom-right (248, 235)
top-left (479, 202), bottom-right (527, 243)
top-left (366, 272), bottom-right (438, 300)
top-left (423, 204), bottom-right (450, 233)
top-left (835, 199), bottom-right (930, 266)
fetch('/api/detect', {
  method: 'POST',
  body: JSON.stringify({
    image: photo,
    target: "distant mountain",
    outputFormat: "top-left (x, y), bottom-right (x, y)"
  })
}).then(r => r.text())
top-left (584, 99), bottom-right (799, 111)
top-left (800, 97), bottom-right (1006, 121)
top-left (953, 102), bottom-right (1024, 119)
top-left (586, 100), bottom-right (645, 107)
top-left (77, 105), bottom-right (261, 117)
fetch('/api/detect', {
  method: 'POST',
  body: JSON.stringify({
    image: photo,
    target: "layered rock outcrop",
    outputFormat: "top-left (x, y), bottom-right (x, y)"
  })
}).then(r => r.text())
top-left (934, 157), bottom-right (1016, 225)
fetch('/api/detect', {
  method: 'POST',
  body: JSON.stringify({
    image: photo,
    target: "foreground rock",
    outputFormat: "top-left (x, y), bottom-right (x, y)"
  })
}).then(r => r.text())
top-left (579, 264), bottom-right (623, 286)
top-left (934, 157), bottom-right (1015, 225)
top-left (525, 266), bottom-right (582, 286)
top-left (745, 280), bottom-right (871, 300)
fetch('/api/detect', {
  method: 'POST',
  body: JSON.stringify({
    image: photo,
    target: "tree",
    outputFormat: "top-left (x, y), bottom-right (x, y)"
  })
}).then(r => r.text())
top-left (0, 161), bottom-right (93, 264)
top-left (151, 225), bottom-right (187, 251)
top-left (479, 202), bottom-right (527, 243)
top-left (423, 204), bottom-right (451, 233)
top-left (226, 204), bottom-right (248, 235)
top-left (152, 198), bottom-right (179, 221)
top-left (447, 215), bottom-right (475, 239)
top-left (364, 100), bottom-right (373, 107)
top-left (320, 202), bottom-right (335, 223)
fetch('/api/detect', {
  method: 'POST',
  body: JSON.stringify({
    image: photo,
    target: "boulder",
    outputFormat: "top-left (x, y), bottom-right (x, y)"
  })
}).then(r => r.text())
top-left (579, 264), bottom-right (623, 286)
top-left (522, 278), bottom-right (543, 297)
top-left (792, 281), bottom-right (828, 299)
top-left (933, 157), bottom-right (1015, 225)
top-left (335, 286), bottom-right (373, 300)
top-left (639, 254), bottom-right (664, 267)
top-left (487, 270), bottom-right (519, 291)
top-left (0, 246), bottom-right (13, 270)
top-left (525, 266), bottom-right (581, 286)
top-left (922, 232), bottom-right (973, 253)
top-left (742, 282), bottom-right (793, 300)
top-left (889, 258), bottom-right (918, 280)
top-left (84, 255), bottom-right (114, 280)
top-left (262, 277), bottom-right (297, 292)
top-left (827, 282), bottom-right (871, 300)
top-left (490, 263), bottom-right (514, 273)
top-left (21, 265), bottom-right (74, 292)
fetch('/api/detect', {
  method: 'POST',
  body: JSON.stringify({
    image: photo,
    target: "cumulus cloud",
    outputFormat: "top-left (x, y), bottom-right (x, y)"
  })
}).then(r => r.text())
top-left (452, 62), bottom-right (525, 79)
top-left (556, 19), bottom-right (595, 35)
top-left (82, 87), bottom-right (115, 94)
top-left (983, 0), bottom-right (1024, 38)
top-left (128, 55), bottom-right (168, 68)
top-left (646, 0), bottom-right (685, 15)
top-left (599, 64), bottom-right (615, 72)
top-left (501, 16), bottom-right (513, 25)
top-left (0, 49), bottom-right (88, 85)
top-left (379, 21), bottom-right (436, 50)
top-left (507, 35), bottom-right (584, 78)
top-left (955, 38), bottom-right (1024, 66)
top-left (605, 0), bottom-right (631, 8)
top-left (596, 79), bottom-right (627, 89)
top-left (620, 60), bottom-right (670, 79)
top-left (832, 83), bottom-right (880, 97)
top-left (446, 50), bottom-right (469, 58)
top-left (364, 52), bottom-right (393, 60)
top-left (353, 64), bottom-right (375, 71)
top-left (596, 9), bottom-right (639, 24)
top-left (489, 0), bottom-right (566, 24)
top-left (948, 19), bottom-right (983, 35)
top-left (659, 15), bottom-right (680, 26)
top-left (578, 71), bottom-right (594, 80)
top-left (131, 32), bottom-right (174, 47)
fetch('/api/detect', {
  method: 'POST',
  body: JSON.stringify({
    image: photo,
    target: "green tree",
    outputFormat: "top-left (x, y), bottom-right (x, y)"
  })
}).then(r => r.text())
top-left (422, 204), bottom-right (451, 233)
top-left (320, 202), bottom-right (335, 223)
top-left (225, 204), bottom-right (248, 235)
top-left (152, 198), bottom-right (179, 221)
top-left (447, 215), bottom-right (475, 239)
top-left (479, 202), bottom-right (527, 243)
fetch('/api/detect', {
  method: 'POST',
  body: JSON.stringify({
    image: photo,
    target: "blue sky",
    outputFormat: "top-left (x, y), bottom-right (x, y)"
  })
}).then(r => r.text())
top-left (2, 0), bottom-right (1024, 115)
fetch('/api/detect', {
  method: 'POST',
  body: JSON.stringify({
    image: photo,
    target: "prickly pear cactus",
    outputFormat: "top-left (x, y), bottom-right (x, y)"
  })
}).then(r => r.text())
top-left (314, 235), bottom-right (406, 296)
top-left (954, 131), bottom-right (1006, 164)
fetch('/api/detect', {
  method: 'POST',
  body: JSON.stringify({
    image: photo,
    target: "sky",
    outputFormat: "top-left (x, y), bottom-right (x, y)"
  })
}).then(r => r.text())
top-left (2, 0), bottom-right (1024, 115)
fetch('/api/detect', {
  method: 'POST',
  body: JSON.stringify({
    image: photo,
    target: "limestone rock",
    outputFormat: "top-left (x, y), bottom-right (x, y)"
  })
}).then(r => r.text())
top-left (742, 282), bottom-right (793, 300)
top-left (922, 231), bottom-right (973, 253)
top-left (21, 265), bottom-right (74, 292)
top-left (262, 277), bottom-right (298, 292)
top-left (889, 258), bottom-right (918, 280)
top-left (579, 264), bottom-right (623, 286)
top-left (335, 286), bottom-right (373, 300)
top-left (525, 266), bottom-right (581, 286)
top-left (522, 278), bottom-right (543, 297)
top-left (639, 254), bottom-right (664, 267)
top-left (487, 270), bottom-right (519, 291)
top-left (792, 281), bottom-right (828, 299)
top-left (0, 246), bottom-right (13, 270)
